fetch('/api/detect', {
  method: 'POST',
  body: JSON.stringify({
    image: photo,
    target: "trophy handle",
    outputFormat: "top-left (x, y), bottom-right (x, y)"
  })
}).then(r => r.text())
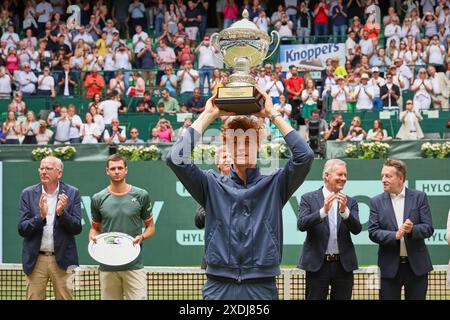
top-left (264, 30), bottom-right (280, 61)
top-left (210, 33), bottom-right (225, 64)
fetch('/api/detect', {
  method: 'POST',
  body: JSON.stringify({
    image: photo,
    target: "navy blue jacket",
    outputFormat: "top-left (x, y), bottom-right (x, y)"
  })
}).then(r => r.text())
top-left (368, 188), bottom-right (434, 279)
top-left (166, 127), bottom-right (314, 280)
top-left (297, 188), bottom-right (362, 272)
top-left (18, 182), bottom-right (82, 276)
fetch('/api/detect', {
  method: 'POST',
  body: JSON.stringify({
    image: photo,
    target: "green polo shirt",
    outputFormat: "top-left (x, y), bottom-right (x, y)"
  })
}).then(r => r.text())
top-left (157, 97), bottom-right (180, 112)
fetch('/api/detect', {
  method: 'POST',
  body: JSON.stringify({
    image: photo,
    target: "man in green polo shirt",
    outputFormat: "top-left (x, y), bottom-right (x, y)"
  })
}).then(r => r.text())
top-left (89, 154), bottom-right (155, 300)
top-left (157, 88), bottom-right (180, 113)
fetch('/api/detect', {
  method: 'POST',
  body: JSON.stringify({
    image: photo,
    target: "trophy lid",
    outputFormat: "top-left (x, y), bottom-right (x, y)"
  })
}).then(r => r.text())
top-left (223, 9), bottom-right (270, 41)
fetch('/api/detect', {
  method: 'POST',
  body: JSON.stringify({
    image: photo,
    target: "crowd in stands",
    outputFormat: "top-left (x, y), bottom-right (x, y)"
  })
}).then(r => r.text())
top-left (0, 0), bottom-right (449, 158)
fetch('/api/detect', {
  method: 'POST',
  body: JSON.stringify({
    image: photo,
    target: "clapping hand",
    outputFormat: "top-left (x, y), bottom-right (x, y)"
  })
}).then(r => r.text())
top-left (56, 193), bottom-right (68, 216)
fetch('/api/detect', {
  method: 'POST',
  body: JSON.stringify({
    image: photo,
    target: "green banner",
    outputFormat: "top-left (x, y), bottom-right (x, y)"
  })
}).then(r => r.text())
top-left (2, 159), bottom-right (449, 266)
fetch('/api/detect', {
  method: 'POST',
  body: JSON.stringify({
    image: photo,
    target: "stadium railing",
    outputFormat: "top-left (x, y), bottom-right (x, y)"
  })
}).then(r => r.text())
top-left (0, 264), bottom-right (448, 300)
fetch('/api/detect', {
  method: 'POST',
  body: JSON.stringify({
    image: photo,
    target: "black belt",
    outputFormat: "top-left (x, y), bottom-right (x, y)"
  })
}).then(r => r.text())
top-left (39, 251), bottom-right (54, 256)
top-left (324, 254), bottom-right (340, 262)
top-left (399, 256), bottom-right (408, 264)
top-left (207, 274), bottom-right (276, 284)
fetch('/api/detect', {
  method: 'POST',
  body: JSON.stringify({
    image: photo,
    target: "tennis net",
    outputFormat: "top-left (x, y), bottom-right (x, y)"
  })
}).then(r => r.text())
top-left (0, 264), bottom-right (448, 300)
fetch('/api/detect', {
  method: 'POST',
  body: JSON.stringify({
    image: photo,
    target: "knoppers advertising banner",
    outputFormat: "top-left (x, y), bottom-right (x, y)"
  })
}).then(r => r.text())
top-left (279, 43), bottom-right (346, 71)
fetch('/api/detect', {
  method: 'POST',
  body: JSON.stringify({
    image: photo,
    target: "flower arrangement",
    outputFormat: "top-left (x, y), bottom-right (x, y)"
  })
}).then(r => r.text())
top-left (259, 143), bottom-right (291, 159)
top-left (53, 146), bottom-right (77, 160)
top-left (345, 142), bottom-right (390, 159)
top-left (421, 142), bottom-right (450, 159)
top-left (117, 145), bottom-right (161, 161)
top-left (192, 144), bottom-right (217, 162)
top-left (31, 147), bottom-right (53, 161)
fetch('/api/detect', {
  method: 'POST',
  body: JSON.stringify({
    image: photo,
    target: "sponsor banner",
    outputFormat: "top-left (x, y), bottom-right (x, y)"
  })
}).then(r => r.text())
top-left (279, 43), bottom-right (345, 71)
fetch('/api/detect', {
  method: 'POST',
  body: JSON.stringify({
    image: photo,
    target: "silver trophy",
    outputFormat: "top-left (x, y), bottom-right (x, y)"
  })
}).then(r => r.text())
top-left (210, 9), bottom-right (280, 114)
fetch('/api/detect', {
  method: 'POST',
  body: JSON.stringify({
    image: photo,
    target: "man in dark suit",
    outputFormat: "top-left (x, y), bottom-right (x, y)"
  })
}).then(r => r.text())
top-left (298, 159), bottom-right (362, 300)
top-left (369, 159), bottom-right (434, 300)
top-left (18, 156), bottom-right (82, 300)
top-left (379, 73), bottom-right (401, 109)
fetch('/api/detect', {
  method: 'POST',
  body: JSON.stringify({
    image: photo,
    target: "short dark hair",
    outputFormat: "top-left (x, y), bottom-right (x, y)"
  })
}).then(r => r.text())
top-left (107, 154), bottom-right (127, 168)
top-left (384, 159), bottom-right (407, 180)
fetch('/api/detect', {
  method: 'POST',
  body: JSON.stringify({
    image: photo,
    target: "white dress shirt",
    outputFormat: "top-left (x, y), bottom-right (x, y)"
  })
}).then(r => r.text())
top-left (40, 184), bottom-right (59, 252)
top-left (390, 186), bottom-right (408, 257)
top-left (320, 186), bottom-right (350, 255)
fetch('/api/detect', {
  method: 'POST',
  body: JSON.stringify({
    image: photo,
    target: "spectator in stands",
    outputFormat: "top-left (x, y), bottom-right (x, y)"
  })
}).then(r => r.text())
top-left (73, 25), bottom-right (94, 46)
top-left (36, 0), bottom-right (54, 35)
top-left (36, 120), bottom-right (53, 145)
top-left (99, 90), bottom-right (124, 126)
top-left (411, 68), bottom-right (432, 111)
top-left (3, 111), bottom-right (21, 144)
top-left (156, 39), bottom-right (176, 86)
top-left (175, 118), bottom-right (193, 141)
top-left (0, 66), bottom-right (12, 97)
top-left (344, 116), bottom-right (367, 141)
top-left (388, 64), bottom-right (405, 108)
top-left (80, 111), bottom-right (101, 144)
top-left (324, 113), bottom-right (346, 141)
top-left (37, 67), bottom-right (56, 97)
top-left (187, 88), bottom-right (206, 113)
top-left (396, 100), bottom-right (424, 140)
top-left (301, 79), bottom-right (319, 119)
top-left (46, 102), bottom-right (61, 127)
top-left (195, 36), bottom-right (216, 96)
top-left (88, 105), bottom-right (105, 134)
top-left (5, 47), bottom-right (20, 76)
top-left (58, 60), bottom-right (76, 96)
top-left (401, 17), bottom-right (420, 41)
top-left (152, 0), bottom-right (166, 37)
top-left (1, 21), bottom-right (20, 50)
top-left (0, 126), bottom-right (7, 144)
top-left (128, 72), bottom-right (145, 98)
top-left (210, 69), bottom-right (224, 94)
top-left (149, 127), bottom-right (160, 143)
top-left (345, 30), bottom-right (357, 57)
top-left (155, 118), bottom-right (174, 143)
top-left (112, 0), bottom-right (130, 39)
top-left (108, 70), bottom-right (126, 97)
top-left (17, 63), bottom-right (37, 96)
top-left (370, 48), bottom-right (392, 75)
top-left (359, 30), bottom-right (374, 58)
top-left (136, 91), bottom-right (156, 113)
top-left (254, 8), bottom-right (270, 34)
top-left (125, 127), bottom-right (145, 144)
top-left (369, 67), bottom-right (385, 111)
top-left (275, 13), bottom-right (294, 39)
top-left (321, 66), bottom-right (336, 100)
top-left (331, 76), bottom-right (350, 111)
top-left (367, 120), bottom-right (392, 141)
top-left (67, 105), bottom-right (82, 144)
top-left (137, 37), bottom-right (157, 92)
top-left (114, 43), bottom-right (132, 90)
top-left (265, 72), bottom-right (284, 105)
top-left (305, 109), bottom-right (327, 156)
top-left (128, 0), bottom-right (147, 33)
top-left (296, 2), bottom-right (312, 44)
top-left (21, 111), bottom-right (40, 145)
top-left (132, 25), bottom-right (148, 64)
top-left (159, 65), bottom-right (178, 96)
top-left (157, 88), bottom-right (180, 113)
top-left (52, 107), bottom-right (71, 145)
top-left (224, 0), bottom-right (239, 28)
top-left (313, 1), bottom-right (330, 43)
top-left (427, 34), bottom-right (446, 67)
top-left (384, 15), bottom-right (401, 49)
top-left (23, 1), bottom-right (38, 32)
top-left (165, 3), bottom-right (180, 35)
top-left (84, 66), bottom-right (104, 98)
top-left (422, 12), bottom-right (438, 38)
top-left (184, 0), bottom-right (202, 45)
top-left (178, 60), bottom-right (199, 103)
top-left (427, 65), bottom-right (450, 110)
top-left (354, 73), bottom-right (374, 111)
top-left (331, 0), bottom-right (348, 43)
top-left (103, 117), bottom-right (126, 144)
top-left (380, 73), bottom-right (401, 110)
top-left (157, 22), bottom-right (174, 45)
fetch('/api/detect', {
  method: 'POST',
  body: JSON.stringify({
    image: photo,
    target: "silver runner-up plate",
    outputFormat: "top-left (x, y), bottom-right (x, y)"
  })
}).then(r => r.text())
top-left (88, 232), bottom-right (140, 266)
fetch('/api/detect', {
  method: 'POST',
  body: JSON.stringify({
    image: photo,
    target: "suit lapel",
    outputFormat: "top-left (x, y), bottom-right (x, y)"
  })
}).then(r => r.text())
top-left (403, 188), bottom-right (412, 222)
top-left (384, 192), bottom-right (399, 228)
top-left (337, 198), bottom-right (342, 232)
top-left (315, 188), bottom-right (330, 237)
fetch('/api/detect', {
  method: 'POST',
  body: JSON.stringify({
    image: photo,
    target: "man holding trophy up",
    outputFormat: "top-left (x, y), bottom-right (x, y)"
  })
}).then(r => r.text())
top-left (166, 10), bottom-right (314, 300)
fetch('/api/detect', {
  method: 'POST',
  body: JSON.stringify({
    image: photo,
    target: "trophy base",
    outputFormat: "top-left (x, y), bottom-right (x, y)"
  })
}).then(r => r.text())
top-left (216, 86), bottom-right (264, 115)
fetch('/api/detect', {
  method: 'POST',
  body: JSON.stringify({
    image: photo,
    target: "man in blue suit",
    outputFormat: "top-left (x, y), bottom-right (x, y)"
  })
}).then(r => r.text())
top-left (298, 159), bottom-right (362, 300)
top-left (369, 159), bottom-right (434, 300)
top-left (18, 156), bottom-right (82, 300)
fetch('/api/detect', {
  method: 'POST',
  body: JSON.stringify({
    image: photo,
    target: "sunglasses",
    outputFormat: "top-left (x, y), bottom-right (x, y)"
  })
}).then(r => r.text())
top-left (406, 102), bottom-right (413, 105)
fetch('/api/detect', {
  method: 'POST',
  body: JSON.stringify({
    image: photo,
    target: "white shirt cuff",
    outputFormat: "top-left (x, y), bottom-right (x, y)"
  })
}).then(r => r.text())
top-left (339, 207), bottom-right (350, 220)
top-left (319, 208), bottom-right (327, 220)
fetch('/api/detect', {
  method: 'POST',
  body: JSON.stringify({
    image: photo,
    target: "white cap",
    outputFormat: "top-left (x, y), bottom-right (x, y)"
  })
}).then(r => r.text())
top-left (371, 67), bottom-right (379, 73)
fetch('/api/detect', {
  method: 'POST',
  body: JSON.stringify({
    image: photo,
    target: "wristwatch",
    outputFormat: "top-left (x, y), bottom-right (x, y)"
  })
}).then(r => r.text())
top-left (269, 111), bottom-right (282, 122)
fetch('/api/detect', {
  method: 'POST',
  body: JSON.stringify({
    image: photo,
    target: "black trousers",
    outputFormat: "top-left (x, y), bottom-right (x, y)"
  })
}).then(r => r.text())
top-left (305, 260), bottom-right (353, 300)
top-left (380, 262), bottom-right (428, 300)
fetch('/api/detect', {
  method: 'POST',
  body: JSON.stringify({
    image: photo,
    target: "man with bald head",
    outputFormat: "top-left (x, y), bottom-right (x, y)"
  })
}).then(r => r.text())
top-left (19, 156), bottom-right (82, 300)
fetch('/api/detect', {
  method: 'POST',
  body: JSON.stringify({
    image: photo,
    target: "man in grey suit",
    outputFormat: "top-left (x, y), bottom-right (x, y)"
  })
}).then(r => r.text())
top-left (18, 156), bottom-right (82, 300)
top-left (298, 159), bottom-right (362, 300)
top-left (369, 159), bottom-right (434, 300)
